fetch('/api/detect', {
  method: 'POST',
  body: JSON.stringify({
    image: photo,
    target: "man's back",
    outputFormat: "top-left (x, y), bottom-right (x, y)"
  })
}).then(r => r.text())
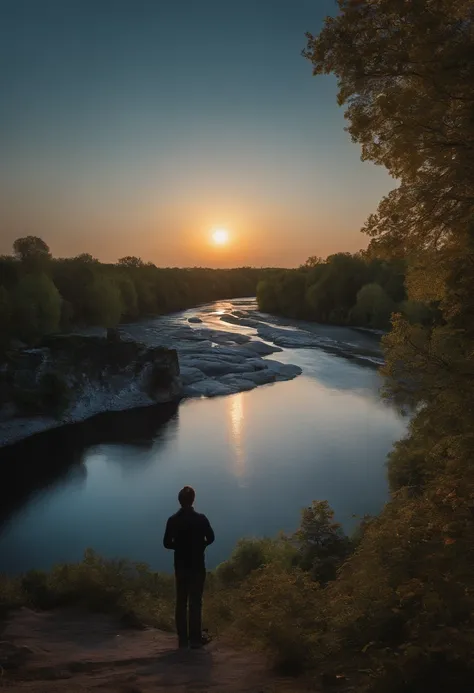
top-left (163, 506), bottom-right (215, 571)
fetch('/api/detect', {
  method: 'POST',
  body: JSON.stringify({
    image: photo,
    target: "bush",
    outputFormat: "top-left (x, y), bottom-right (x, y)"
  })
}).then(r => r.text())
top-left (229, 565), bottom-right (323, 674)
top-left (3, 549), bottom-right (175, 630)
top-left (214, 536), bottom-right (298, 587)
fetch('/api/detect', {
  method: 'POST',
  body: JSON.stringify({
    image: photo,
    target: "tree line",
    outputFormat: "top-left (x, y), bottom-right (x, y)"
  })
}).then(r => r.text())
top-left (0, 236), bottom-right (273, 352)
top-left (257, 251), bottom-right (437, 330)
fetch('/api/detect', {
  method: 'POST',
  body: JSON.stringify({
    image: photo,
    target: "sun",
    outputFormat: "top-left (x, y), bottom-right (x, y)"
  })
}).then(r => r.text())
top-left (211, 228), bottom-right (229, 245)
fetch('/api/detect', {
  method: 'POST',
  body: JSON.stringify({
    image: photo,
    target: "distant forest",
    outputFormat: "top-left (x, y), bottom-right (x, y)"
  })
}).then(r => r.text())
top-left (257, 252), bottom-right (435, 330)
top-left (0, 236), bottom-right (274, 352)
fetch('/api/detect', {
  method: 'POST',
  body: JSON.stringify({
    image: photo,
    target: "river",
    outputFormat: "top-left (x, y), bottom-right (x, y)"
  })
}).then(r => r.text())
top-left (0, 299), bottom-right (406, 574)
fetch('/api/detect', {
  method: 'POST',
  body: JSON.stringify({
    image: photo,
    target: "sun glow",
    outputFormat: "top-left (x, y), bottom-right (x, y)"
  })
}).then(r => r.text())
top-left (211, 228), bottom-right (229, 245)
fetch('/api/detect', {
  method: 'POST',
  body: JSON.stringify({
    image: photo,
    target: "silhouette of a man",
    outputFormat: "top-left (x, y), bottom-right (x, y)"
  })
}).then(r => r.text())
top-left (163, 486), bottom-right (215, 648)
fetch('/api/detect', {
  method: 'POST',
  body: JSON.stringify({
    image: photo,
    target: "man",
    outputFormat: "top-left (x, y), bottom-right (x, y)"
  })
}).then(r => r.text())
top-left (163, 486), bottom-right (215, 649)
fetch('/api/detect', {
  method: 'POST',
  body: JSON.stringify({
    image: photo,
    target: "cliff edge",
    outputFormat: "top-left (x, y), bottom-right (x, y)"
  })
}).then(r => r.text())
top-left (0, 332), bottom-right (181, 447)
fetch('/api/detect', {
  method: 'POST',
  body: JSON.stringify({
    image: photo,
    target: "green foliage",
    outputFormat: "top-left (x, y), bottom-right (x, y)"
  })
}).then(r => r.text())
top-left (256, 278), bottom-right (279, 313)
top-left (83, 276), bottom-right (123, 328)
top-left (116, 274), bottom-right (139, 320)
top-left (292, 500), bottom-right (353, 584)
top-left (11, 273), bottom-right (61, 343)
top-left (301, 1), bottom-right (474, 689)
top-left (351, 283), bottom-right (394, 329)
top-left (215, 536), bottom-right (298, 587)
top-left (13, 236), bottom-right (51, 273)
top-left (1, 549), bottom-right (175, 631)
top-left (258, 252), bottom-right (405, 327)
top-left (118, 256), bottom-right (145, 268)
top-left (399, 300), bottom-right (436, 327)
top-left (229, 565), bottom-right (323, 674)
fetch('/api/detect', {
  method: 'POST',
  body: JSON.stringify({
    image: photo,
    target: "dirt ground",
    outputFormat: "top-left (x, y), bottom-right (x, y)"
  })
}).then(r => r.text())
top-left (0, 608), bottom-right (314, 692)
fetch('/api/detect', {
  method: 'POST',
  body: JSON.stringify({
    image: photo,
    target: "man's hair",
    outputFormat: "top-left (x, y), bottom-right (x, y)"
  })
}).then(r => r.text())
top-left (178, 486), bottom-right (195, 507)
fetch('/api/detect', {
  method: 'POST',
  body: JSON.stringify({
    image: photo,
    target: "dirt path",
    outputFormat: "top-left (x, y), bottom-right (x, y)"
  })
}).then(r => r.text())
top-left (0, 608), bottom-right (310, 692)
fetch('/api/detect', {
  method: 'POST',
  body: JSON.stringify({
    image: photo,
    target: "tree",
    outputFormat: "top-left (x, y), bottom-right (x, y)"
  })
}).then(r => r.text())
top-left (256, 278), bottom-right (279, 314)
top-left (304, 0), bottom-right (474, 263)
top-left (73, 253), bottom-right (99, 264)
top-left (304, 0), bottom-right (474, 441)
top-left (292, 500), bottom-right (352, 584)
top-left (275, 271), bottom-right (307, 318)
top-left (11, 274), bottom-right (61, 343)
top-left (13, 236), bottom-right (52, 272)
top-left (351, 282), bottom-right (394, 329)
top-left (301, 256), bottom-right (324, 268)
top-left (83, 276), bottom-right (123, 328)
top-left (118, 256), bottom-right (145, 268)
top-left (304, 1), bottom-right (474, 686)
top-left (116, 275), bottom-right (138, 319)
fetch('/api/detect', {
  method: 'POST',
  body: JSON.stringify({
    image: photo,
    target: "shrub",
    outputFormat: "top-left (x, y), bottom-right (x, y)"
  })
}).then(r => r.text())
top-left (230, 565), bottom-right (323, 674)
top-left (292, 500), bottom-right (353, 584)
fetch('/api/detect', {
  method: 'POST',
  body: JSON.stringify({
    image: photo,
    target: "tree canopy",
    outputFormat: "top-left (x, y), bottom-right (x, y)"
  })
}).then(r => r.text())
top-left (299, 0), bottom-right (474, 687)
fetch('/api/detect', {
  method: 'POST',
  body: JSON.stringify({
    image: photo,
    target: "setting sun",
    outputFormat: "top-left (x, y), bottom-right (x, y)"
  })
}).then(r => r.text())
top-left (211, 228), bottom-right (229, 245)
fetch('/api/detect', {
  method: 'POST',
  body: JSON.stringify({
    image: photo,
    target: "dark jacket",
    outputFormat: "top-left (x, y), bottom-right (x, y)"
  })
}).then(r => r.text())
top-left (163, 507), bottom-right (215, 571)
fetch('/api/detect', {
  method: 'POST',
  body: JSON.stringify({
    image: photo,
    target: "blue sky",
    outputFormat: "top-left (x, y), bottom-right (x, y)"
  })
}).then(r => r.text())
top-left (0, 0), bottom-right (393, 267)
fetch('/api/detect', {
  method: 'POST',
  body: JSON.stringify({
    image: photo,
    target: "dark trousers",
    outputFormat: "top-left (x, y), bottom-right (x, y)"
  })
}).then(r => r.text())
top-left (175, 567), bottom-right (206, 644)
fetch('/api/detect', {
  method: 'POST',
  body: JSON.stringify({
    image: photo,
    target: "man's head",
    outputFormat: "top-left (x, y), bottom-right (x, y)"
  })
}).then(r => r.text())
top-left (178, 485), bottom-right (195, 508)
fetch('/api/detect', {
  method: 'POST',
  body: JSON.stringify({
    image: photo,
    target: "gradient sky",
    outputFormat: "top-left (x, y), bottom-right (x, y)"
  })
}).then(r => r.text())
top-left (1, 0), bottom-right (394, 268)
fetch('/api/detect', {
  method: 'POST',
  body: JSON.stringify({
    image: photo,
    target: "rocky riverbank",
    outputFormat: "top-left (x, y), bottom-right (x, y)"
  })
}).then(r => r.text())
top-left (0, 332), bottom-right (181, 448)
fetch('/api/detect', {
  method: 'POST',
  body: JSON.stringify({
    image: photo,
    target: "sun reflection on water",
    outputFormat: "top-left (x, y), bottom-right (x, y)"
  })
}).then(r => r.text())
top-left (229, 393), bottom-right (247, 484)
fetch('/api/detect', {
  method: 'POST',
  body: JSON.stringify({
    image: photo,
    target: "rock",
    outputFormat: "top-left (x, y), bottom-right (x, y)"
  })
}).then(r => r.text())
top-left (219, 375), bottom-right (257, 392)
top-left (187, 317), bottom-right (202, 324)
top-left (238, 370), bottom-right (277, 386)
top-left (184, 379), bottom-right (234, 397)
top-left (219, 313), bottom-right (260, 328)
top-left (179, 366), bottom-right (206, 385)
top-left (242, 340), bottom-right (282, 356)
top-left (264, 361), bottom-right (302, 380)
top-left (0, 335), bottom-right (182, 447)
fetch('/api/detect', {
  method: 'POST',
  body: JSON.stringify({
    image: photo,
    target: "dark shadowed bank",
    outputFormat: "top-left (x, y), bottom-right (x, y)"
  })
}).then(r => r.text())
top-left (0, 332), bottom-right (181, 447)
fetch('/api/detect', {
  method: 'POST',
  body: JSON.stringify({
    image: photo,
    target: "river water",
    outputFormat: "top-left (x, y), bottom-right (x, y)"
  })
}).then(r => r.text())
top-left (0, 299), bottom-right (406, 574)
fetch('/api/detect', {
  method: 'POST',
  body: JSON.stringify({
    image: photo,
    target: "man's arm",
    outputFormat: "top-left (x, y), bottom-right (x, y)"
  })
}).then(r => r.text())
top-left (163, 518), bottom-right (174, 550)
top-left (203, 516), bottom-right (215, 547)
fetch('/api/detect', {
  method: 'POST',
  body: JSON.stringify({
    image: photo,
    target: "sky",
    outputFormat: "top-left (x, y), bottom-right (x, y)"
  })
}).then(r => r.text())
top-left (0, 0), bottom-right (394, 268)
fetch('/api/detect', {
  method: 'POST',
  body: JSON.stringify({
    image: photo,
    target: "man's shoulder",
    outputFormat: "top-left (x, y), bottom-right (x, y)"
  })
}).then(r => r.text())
top-left (167, 509), bottom-right (209, 523)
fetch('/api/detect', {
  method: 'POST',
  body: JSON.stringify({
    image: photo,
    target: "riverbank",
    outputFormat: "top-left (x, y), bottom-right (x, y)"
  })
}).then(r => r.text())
top-left (0, 334), bottom-right (182, 449)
